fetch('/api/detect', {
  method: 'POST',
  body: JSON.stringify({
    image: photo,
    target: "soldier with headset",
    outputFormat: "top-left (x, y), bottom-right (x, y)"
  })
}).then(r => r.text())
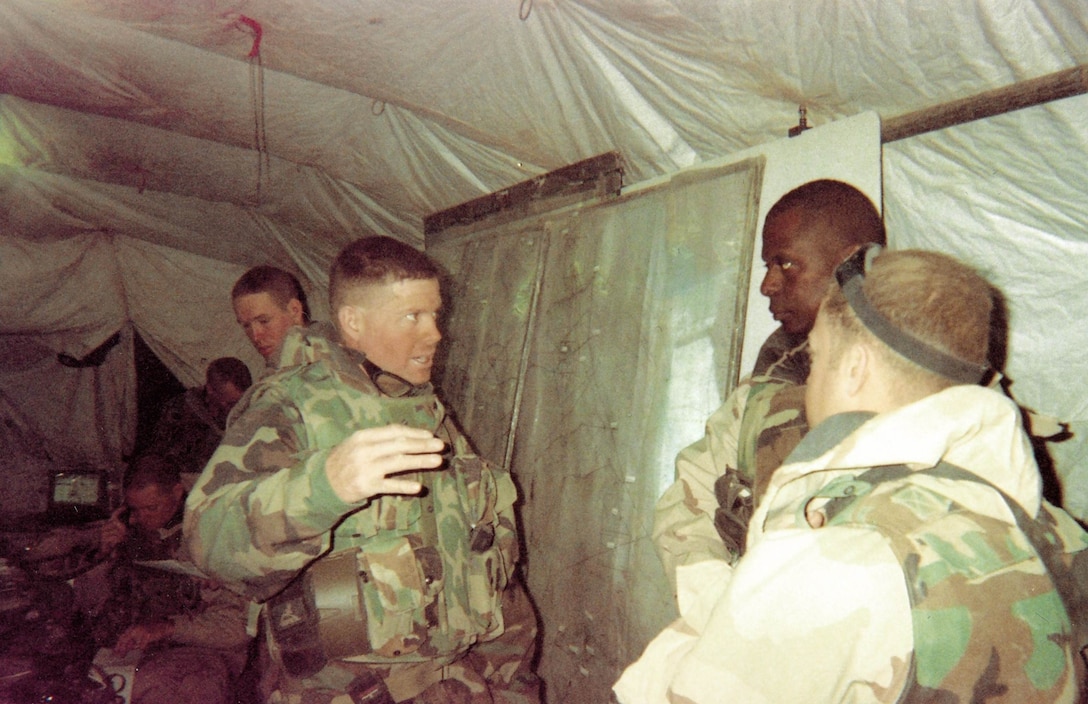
top-left (185, 236), bottom-right (540, 704)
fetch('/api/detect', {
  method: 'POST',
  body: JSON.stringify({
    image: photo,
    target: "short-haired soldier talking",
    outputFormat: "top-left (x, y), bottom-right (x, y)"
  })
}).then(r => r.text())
top-left (185, 236), bottom-right (540, 704)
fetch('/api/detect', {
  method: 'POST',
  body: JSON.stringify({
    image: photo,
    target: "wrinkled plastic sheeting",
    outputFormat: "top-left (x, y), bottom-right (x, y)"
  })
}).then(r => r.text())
top-left (0, 233), bottom-right (265, 469)
top-left (884, 102), bottom-right (1088, 517)
top-left (430, 158), bottom-right (762, 703)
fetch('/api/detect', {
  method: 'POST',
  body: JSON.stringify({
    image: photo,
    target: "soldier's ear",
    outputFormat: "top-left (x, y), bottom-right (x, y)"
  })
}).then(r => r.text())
top-left (287, 298), bottom-right (305, 326)
top-left (842, 342), bottom-right (870, 398)
top-left (337, 305), bottom-right (363, 345)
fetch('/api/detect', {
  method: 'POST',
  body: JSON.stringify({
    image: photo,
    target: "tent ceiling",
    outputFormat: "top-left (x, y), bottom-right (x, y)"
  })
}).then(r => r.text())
top-left (3, 0), bottom-right (1085, 256)
top-left (3, 5), bottom-right (1088, 698)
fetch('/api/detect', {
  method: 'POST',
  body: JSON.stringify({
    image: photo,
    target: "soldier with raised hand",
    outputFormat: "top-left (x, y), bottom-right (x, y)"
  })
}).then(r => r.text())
top-left (185, 236), bottom-right (540, 704)
top-left (652, 179), bottom-right (886, 619)
top-left (618, 247), bottom-right (1086, 703)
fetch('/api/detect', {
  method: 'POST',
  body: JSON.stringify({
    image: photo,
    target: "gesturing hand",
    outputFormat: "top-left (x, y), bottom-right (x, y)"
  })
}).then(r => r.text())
top-left (325, 424), bottom-right (446, 503)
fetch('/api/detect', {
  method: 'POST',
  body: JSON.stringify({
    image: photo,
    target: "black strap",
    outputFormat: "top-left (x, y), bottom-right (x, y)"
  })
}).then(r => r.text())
top-left (840, 276), bottom-right (989, 384)
top-left (834, 244), bottom-right (990, 385)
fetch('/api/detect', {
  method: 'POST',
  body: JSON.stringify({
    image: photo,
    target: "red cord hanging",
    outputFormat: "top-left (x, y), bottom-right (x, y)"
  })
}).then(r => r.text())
top-left (236, 15), bottom-right (263, 58)
top-left (230, 14), bottom-right (268, 205)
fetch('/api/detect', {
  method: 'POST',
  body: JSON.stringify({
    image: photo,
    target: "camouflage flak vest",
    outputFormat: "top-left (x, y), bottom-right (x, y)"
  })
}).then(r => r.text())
top-left (713, 378), bottom-right (808, 558)
top-left (817, 463), bottom-right (1084, 703)
top-left (266, 360), bottom-right (515, 677)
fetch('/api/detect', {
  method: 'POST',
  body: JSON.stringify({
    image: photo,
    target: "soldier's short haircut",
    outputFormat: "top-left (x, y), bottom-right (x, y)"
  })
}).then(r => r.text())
top-left (231, 265), bottom-right (311, 323)
top-left (124, 453), bottom-right (182, 493)
top-left (205, 356), bottom-right (253, 392)
top-left (821, 248), bottom-right (995, 390)
top-left (329, 236), bottom-right (441, 313)
top-left (766, 179), bottom-right (887, 250)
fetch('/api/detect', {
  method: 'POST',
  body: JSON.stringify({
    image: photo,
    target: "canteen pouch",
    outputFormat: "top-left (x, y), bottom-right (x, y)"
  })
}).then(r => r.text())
top-left (267, 548), bottom-right (368, 678)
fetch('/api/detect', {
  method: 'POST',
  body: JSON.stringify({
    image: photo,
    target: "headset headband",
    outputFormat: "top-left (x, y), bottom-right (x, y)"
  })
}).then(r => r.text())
top-left (834, 244), bottom-right (990, 385)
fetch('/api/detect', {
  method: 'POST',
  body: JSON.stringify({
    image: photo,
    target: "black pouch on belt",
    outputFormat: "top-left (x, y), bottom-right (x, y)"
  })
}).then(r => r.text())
top-left (348, 670), bottom-right (396, 704)
top-left (266, 576), bottom-right (326, 679)
top-left (266, 548), bottom-right (371, 678)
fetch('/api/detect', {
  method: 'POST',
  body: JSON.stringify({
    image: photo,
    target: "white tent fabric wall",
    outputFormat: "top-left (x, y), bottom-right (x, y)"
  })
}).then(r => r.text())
top-left (117, 239), bottom-right (270, 383)
top-left (0, 233), bottom-right (265, 502)
top-left (0, 0), bottom-right (1086, 700)
top-left (4, 1), bottom-right (1083, 249)
top-left (0, 234), bottom-right (134, 486)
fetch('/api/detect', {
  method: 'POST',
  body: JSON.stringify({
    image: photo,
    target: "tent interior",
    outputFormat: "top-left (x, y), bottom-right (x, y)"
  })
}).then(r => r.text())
top-left (1, 1), bottom-right (1087, 700)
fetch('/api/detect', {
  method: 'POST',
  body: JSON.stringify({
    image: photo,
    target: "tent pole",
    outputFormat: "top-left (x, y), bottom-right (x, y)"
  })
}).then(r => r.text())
top-left (881, 64), bottom-right (1088, 143)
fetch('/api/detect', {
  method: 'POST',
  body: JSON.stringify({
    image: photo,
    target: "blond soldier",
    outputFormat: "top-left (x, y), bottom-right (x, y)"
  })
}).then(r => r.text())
top-left (617, 247), bottom-right (1086, 703)
top-left (231, 265), bottom-right (310, 368)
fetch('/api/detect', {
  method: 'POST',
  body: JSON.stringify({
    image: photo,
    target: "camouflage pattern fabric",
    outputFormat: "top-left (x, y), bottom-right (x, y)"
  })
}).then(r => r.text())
top-left (147, 387), bottom-right (226, 475)
top-left (276, 320), bottom-right (340, 371)
top-left (712, 378), bottom-right (807, 556)
top-left (184, 325), bottom-right (538, 702)
top-left (129, 645), bottom-right (237, 704)
top-left (818, 463), bottom-right (1084, 702)
top-left (258, 577), bottom-right (541, 704)
top-left (750, 325), bottom-right (809, 385)
top-left (222, 321), bottom-right (334, 430)
top-left (653, 374), bottom-right (807, 594)
top-left (653, 330), bottom-right (808, 599)
top-left (618, 385), bottom-right (1084, 703)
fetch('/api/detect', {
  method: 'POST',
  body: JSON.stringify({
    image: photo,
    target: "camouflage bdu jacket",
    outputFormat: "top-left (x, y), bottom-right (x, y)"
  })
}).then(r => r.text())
top-left (652, 371), bottom-right (806, 622)
top-left (617, 385), bottom-right (1085, 703)
top-left (183, 326), bottom-right (521, 669)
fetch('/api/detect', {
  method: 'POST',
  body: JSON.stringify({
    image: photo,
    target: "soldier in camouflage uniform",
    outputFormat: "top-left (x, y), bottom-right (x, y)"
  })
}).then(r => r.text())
top-left (616, 248), bottom-right (1086, 702)
top-left (185, 236), bottom-right (540, 704)
top-left (79, 455), bottom-right (252, 704)
top-left (232, 264), bottom-right (311, 368)
top-left (145, 357), bottom-right (252, 478)
top-left (653, 180), bottom-right (885, 618)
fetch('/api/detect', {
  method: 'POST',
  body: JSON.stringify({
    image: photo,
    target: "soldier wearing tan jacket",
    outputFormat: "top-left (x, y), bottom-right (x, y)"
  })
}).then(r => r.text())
top-left (618, 248), bottom-right (1085, 703)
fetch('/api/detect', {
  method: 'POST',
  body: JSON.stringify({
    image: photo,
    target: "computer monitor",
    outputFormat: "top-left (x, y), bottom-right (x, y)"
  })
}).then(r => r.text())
top-left (47, 470), bottom-right (108, 524)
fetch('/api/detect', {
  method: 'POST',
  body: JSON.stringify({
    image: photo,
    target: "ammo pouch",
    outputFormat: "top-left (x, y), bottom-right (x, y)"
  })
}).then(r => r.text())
top-left (712, 471), bottom-right (753, 558)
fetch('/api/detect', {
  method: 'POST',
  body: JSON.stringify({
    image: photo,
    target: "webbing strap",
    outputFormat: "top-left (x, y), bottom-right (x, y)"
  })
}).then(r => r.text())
top-left (850, 462), bottom-right (1088, 657)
